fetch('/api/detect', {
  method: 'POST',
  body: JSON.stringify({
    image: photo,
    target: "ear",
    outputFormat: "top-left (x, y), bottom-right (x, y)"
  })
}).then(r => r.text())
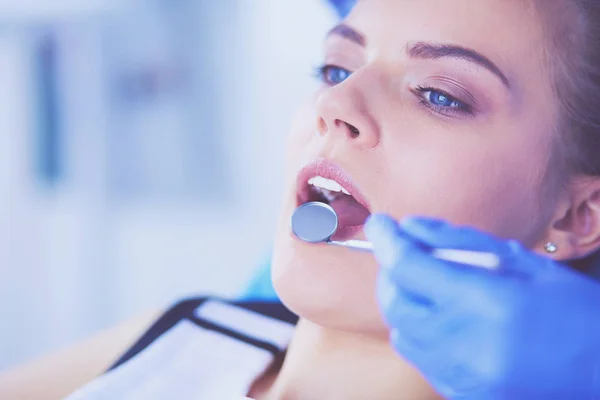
top-left (548, 177), bottom-right (600, 260)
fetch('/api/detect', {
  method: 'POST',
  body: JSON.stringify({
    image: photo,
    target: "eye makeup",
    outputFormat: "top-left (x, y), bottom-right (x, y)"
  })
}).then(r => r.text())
top-left (412, 85), bottom-right (475, 117)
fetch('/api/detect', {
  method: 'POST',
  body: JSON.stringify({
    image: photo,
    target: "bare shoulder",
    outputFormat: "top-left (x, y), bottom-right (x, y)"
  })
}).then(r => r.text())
top-left (0, 308), bottom-right (162, 400)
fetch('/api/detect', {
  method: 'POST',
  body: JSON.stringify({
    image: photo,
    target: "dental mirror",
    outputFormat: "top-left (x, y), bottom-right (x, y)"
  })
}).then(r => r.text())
top-left (291, 201), bottom-right (339, 243)
top-left (291, 201), bottom-right (500, 270)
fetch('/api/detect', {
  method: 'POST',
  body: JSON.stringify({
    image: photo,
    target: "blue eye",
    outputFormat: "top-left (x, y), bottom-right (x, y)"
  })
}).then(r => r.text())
top-left (415, 86), bottom-right (473, 116)
top-left (315, 65), bottom-right (352, 86)
top-left (426, 90), bottom-right (462, 108)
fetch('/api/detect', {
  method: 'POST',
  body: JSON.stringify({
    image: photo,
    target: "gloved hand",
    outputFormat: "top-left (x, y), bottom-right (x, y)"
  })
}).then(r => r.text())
top-left (364, 214), bottom-right (600, 400)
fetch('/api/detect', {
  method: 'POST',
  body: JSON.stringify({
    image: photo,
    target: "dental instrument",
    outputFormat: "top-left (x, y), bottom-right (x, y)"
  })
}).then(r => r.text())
top-left (291, 201), bottom-right (500, 270)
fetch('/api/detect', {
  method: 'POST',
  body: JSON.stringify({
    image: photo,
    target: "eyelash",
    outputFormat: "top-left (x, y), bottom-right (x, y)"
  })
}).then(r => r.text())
top-left (413, 85), bottom-right (474, 116)
top-left (313, 64), bottom-right (475, 117)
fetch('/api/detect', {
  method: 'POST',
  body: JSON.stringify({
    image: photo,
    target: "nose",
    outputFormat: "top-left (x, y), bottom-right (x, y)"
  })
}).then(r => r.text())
top-left (315, 75), bottom-right (380, 149)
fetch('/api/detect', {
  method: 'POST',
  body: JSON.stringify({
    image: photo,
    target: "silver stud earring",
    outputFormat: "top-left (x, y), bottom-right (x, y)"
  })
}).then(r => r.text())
top-left (544, 242), bottom-right (558, 254)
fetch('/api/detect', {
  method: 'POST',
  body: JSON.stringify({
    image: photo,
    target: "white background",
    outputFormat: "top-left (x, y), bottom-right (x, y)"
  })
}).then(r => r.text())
top-left (0, 0), bottom-right (336, 370)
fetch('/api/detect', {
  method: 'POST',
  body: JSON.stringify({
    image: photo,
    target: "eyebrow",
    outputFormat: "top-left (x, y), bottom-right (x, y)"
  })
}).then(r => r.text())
top-left (326, 24), bottom-right (366, 47)
top-left (408, 42), bottom-right (510, 88)
top-left (326, 24), bottom-right (510, 89)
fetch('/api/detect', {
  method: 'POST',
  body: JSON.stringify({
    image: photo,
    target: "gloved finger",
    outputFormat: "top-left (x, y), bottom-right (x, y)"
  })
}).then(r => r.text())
top-left (367, 214), bottom-right (496, 302)
top-left (377, 268), bottom-right (437, 328)
top-left (399, 216), bottom-right (510, 255)
top-left (393, 330), bottom-right (492, 400)
top-left (388, 311), bottom-right (472, 371)
top-left (389, 327), bottom-right (427, 368)
top-left (387, 294), bottom-right (493, 400)
top-left (398, 216), bottom-right (539, 276)
top-left (378, 269), bottom-right (470, 347)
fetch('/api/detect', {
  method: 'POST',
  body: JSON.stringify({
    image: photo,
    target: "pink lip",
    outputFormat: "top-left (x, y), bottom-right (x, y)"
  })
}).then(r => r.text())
top-left (295, 159), bottom-right (371, 212)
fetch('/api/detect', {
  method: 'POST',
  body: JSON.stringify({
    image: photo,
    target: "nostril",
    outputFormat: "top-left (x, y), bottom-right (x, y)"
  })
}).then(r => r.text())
top-left (345, 122), bottom-right (360, 138)
top-left (321, 118), bottom-right (361, 138)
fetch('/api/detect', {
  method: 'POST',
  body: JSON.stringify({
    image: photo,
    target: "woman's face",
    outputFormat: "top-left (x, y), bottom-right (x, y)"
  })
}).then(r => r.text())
top-left (272, 0), bottom-right (558, 335)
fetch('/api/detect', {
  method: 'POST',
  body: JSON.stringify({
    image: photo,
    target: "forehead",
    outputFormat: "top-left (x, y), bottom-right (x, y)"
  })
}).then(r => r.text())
top-left (347, 0), bottom-right (547, 79)
top-left (350, 0), bottom-right (541, 35)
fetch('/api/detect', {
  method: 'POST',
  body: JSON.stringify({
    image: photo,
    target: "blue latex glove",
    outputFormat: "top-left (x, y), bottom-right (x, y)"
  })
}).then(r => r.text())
top-left (365, 214), bottom-right (600, 400)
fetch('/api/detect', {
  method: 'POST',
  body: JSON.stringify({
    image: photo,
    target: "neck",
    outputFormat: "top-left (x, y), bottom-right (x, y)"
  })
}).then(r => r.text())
top-left (262, 319), bottom-right (440, 400)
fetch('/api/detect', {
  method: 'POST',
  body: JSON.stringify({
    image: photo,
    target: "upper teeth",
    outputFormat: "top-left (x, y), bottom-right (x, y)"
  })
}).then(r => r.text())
top-left (308, 176), bottom-right (351, 195)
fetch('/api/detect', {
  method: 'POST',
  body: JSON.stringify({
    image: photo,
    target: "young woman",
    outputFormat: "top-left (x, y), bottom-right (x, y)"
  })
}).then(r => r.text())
top-left (4, 0), bottom-right (600, 398)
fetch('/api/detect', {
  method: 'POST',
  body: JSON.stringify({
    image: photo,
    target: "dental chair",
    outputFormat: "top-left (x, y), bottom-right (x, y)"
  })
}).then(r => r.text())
top-left (241, 253), bottom-right (278, 300)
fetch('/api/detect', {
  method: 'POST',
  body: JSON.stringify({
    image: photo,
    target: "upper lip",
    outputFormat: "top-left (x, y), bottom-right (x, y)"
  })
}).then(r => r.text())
top-left (296, 159), bottom-right (371, 212)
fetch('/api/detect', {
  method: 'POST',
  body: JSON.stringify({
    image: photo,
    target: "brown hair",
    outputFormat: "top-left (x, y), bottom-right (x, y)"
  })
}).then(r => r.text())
top-left (538, 0), bottom-right (600, 268)
top-left (540, 0), bottom-right (600, 180)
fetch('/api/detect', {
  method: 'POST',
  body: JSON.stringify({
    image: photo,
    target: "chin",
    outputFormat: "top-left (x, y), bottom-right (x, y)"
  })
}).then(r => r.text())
top-left (271, 200), bottom-right (389, 338)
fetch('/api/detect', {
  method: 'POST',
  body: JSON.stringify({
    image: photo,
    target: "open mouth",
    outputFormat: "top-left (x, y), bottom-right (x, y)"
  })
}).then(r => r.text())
top-left (296, 160), bottom-right (371, 241)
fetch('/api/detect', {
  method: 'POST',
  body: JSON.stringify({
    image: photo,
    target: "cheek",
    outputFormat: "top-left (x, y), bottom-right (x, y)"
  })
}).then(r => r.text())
top-left (378, 131), bottom-right (549, 243)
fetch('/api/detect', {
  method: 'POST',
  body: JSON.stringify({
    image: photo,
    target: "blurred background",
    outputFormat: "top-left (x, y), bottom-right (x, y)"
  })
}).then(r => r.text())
top-left (0, 0), bottom-right (339, 370)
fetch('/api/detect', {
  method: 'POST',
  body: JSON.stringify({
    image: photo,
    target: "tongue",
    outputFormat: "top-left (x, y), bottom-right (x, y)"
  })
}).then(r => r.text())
top-left (329, 195), bottom-right (370, 229)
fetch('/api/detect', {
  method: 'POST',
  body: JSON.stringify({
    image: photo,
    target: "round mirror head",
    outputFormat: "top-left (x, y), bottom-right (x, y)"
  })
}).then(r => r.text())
top-left (291, 201), bottom-right (338, 243)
